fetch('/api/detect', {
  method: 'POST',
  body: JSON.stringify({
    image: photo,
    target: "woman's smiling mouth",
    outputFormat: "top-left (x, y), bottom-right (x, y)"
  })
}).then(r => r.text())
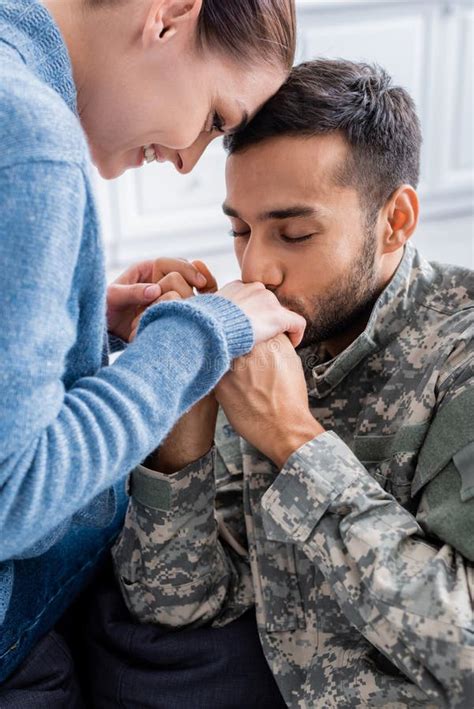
top-left (142, 144), bottom-right (184, 171)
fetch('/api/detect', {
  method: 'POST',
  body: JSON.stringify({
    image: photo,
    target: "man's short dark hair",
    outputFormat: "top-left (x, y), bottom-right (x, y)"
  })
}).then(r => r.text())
top-left (225, 59), bottom-right (422, 217)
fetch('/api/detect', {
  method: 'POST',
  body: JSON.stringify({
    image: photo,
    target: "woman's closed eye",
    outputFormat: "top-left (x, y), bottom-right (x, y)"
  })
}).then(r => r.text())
top-left (208, 111), bottom-right (225, 133)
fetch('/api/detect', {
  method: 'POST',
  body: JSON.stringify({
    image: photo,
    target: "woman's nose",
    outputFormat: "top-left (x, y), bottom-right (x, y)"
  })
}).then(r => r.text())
top-left (177, 132), bottom-right (220, 174)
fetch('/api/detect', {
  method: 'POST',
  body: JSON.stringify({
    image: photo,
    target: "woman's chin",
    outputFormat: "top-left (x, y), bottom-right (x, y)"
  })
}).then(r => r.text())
top-left (97, 149), bottom-right (146, 179)
top-left (91, 149), bottom-right (128, 180)
top-left (95, 159), bottom-right (126, 180)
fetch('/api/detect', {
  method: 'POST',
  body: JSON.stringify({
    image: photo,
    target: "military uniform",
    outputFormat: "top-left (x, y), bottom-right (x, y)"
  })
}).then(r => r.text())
top-left (113, 244), bottom-right (474, 708)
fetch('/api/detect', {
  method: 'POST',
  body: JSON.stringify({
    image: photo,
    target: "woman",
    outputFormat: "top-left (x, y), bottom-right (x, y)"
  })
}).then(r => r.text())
top-left (0, 0), bottom-right (303, 695)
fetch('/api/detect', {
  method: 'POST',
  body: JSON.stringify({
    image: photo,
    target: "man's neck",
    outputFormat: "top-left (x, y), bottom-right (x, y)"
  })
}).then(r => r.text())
top-left (324, 311), bottom-right (373, 359)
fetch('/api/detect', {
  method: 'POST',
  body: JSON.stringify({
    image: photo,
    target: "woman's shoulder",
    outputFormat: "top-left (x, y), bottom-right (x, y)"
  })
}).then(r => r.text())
top-left (0, 49), bottom-right (88, 172)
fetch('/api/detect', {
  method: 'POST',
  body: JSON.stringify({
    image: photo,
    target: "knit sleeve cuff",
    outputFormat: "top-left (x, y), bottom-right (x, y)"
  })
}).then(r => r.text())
top-left (190, 294), bottom-right (254, 359)
top-left (137, 294), bottom-right (254, 361)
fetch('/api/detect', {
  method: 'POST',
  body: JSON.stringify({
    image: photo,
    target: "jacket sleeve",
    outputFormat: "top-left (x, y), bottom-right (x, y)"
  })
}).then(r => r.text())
top-left (0, 160), bottom-right (253, 561)
top-left (112, 416), bottom-right (253, 629)
top-left (261, 377), bottom-right (474, 708)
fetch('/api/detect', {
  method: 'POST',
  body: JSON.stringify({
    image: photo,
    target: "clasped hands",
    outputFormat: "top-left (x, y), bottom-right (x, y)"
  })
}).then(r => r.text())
top-left (107, 258), bottom-right (323, 471)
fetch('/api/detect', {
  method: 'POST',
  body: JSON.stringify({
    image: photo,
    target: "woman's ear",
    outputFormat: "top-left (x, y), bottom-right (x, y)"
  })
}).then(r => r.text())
top-left (142, 0), bottom-right (202, 49)
top-left (381, 185), bottom-right (419, 254)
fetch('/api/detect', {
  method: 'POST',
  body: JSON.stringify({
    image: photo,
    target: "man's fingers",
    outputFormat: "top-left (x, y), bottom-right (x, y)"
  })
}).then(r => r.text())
top-left (157, 273), bottom-right (195, 299)
top-left (108, 282), bottom-right (161, 308)
top-left (192, 260), bottom-right (218, 293)
top-left (152, 258), bottom-right (207, 289)
top-left (158, 291), bottom-right (182, 302)
top-left (284, 310), bottom-right (307, 347)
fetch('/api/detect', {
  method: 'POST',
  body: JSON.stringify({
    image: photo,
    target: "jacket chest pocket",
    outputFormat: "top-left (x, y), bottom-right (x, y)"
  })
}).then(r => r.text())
top-left (251, 513), bottom-right (306, 632)
top-left (371, 458), bottom-right (415, 507)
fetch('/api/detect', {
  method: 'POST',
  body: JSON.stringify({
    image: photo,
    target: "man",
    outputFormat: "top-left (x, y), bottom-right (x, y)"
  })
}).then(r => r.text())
top-left (113, 60), bottom-right (474, 708)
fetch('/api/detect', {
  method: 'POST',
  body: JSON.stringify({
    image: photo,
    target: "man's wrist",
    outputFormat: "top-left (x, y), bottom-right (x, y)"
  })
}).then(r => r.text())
top-left (269, 421), bottom-right (325, 469)
top-left (146, 395), bottom-right (218, 474)
top-left (146, 441), bottom-right (214, 475)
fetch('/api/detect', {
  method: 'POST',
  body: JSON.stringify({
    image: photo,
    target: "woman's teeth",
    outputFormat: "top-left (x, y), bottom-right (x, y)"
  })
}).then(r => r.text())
top-left (143, 145), bottom-right (156, 163)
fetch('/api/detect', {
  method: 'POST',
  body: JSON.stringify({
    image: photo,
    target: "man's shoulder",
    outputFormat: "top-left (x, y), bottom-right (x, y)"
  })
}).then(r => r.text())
top-left (416, 257), bottom-right (474, 317)
top-left (0, 47), bottom-right (87, 171)
top-left (407, 255), bottom-right (474, 353)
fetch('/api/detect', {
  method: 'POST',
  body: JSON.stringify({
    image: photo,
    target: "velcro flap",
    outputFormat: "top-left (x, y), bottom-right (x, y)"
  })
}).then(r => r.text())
top-left (453, 441), bottom-right (474, 502)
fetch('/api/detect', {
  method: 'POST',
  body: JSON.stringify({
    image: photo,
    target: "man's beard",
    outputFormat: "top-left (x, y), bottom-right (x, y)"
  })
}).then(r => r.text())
top-left (278, 229), bottom-right (380, 349)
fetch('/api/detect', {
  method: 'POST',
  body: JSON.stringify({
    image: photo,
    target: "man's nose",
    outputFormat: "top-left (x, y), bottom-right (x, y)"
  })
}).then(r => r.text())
top-left (176, 132), bottom-right (219, 175)
top-left (240, 236), bottom-right (283, 289)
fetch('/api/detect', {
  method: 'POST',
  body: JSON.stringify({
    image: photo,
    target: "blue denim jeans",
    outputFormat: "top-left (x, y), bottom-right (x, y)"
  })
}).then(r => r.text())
top-left (0, 482), bottom-right (128, 684)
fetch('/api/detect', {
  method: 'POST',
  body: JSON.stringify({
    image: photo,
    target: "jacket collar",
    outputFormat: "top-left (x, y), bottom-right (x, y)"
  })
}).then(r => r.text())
top-left (301, 243), bottom-right (435, 398)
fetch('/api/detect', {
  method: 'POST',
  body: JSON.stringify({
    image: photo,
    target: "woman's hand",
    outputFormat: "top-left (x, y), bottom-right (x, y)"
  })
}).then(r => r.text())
top-left (134, 260), bottom-right (219, 473)
top-left (217, 281), bottom-right (307, 348)
top-left (107, 258), bottom-right (217, 342)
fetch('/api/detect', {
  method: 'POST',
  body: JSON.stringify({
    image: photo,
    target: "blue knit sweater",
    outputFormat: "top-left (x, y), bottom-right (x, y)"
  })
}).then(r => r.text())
top-left (0, 0), bottom-right (253, 621)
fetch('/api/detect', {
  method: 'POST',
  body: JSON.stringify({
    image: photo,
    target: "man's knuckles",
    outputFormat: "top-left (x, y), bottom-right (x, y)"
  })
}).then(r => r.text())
top-left (158, 272), bottom-right (194, 297)
top-left (152, 258), bottom-right (208, 290)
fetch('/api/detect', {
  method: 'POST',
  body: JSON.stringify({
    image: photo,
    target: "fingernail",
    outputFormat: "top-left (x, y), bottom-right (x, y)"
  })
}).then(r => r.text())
top-left (145, 284), bottom-right (161, 299)
top-left (196, 273), bottom-right (207, 286)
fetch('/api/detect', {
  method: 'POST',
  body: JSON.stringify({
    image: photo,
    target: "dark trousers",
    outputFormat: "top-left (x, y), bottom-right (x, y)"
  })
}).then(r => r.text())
top-left (0, 562), bottom-right (287, 709)
top-left (0, 631), bottom-right (85, 709)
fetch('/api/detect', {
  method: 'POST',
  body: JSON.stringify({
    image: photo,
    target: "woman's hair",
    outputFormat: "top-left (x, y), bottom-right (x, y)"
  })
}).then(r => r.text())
top-left (87, 1), bottom-right (296, 71)
top-left (197, 1), bottom-right (296, 71)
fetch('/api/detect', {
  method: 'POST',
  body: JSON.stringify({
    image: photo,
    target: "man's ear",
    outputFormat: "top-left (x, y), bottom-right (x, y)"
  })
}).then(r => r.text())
top-left (142, 0), bottom-right (202, 49)
top-left (381, 185), bottom-right (419, 254)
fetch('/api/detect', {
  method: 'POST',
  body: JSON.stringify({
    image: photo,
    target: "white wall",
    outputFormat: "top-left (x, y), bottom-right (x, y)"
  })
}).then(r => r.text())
top-left (97, 0), bottom-right (474, 282)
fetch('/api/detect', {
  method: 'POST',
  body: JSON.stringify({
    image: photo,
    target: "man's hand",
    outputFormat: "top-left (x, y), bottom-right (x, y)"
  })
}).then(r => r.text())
top-left (216, 334), bottom-right (324, 468)
top-left (107, 258), bottom-right (216, 342)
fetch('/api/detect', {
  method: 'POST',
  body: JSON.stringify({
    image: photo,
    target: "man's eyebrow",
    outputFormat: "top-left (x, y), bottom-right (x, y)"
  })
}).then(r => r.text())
top-left (222, 204), bottom-right (328, 221)
top-left (222, 203), bottom-right (240, 218)
top-left (228, 110), bottom-right (249, 136)
top-left (261, 206), bottom-right (324, 221)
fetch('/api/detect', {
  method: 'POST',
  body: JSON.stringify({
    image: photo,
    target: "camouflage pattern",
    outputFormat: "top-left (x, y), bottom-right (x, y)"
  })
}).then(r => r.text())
top-left (113, 244), bottom-right (474, 708)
